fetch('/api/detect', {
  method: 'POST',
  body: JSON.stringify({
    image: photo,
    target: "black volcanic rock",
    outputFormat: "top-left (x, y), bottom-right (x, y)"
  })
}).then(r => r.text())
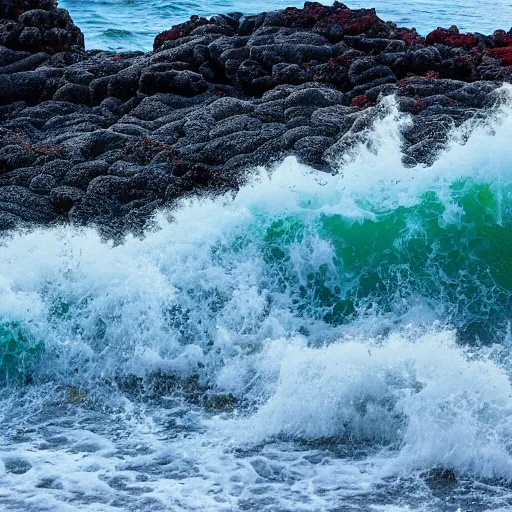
top-left (0, 0), bottom-right (83, 54)
top-left (0, 1), bottom-right (511, 237)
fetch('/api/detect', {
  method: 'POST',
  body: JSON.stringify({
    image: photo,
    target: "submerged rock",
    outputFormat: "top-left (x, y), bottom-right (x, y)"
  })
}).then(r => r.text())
top-left (0, 0), bottom-right (511, 236)
top-left (423, 467), bottom-right (458, 488)
top-left (66, 386), bottom-right (87, 404)
top-left (203, 393), bottom-right (237, 412)
top-left (3, 457), bottom-right (32, 474)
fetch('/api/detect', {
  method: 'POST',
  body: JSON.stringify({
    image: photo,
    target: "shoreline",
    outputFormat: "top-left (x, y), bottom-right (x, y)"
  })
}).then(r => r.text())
top-left (63, 1), bottom-right (512, 54)
top-left (1, 1), bottom-right (512, 237)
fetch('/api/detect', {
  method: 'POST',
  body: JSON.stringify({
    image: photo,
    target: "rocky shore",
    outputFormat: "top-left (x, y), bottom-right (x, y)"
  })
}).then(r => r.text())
top-left (1, 0), bottom-right (512, 236)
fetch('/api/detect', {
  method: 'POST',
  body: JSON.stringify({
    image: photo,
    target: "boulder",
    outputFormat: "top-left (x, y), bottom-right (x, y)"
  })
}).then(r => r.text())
top-left (0, 1), bottom-right (83, 53)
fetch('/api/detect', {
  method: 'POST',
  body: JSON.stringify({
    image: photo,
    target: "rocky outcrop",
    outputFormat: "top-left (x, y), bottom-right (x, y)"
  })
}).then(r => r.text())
top-left (0, 1), bottom-right (511, 237)
top-left (0, 0), bottom-right (84, 53)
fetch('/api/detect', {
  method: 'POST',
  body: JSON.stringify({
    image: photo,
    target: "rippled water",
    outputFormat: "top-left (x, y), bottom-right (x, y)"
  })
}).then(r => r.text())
top-left (60, 0), bottom-right (512, 51)
top-left (2, 91), bottom-right (512, 511)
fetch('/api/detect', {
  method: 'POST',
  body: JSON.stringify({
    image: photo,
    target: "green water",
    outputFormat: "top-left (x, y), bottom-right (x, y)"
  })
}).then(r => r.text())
top-left (260, 180), bottom-right (512, 340)
top-left (0, 323), bottom-right (43, 385)
top-left (2, 179), bottom-right (512, 385)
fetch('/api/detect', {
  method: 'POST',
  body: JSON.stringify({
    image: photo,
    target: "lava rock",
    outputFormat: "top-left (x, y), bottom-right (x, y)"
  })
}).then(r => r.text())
top-left (53, 83), bottom-right (90, 104)
top-left (0, 1), bottom-right (83, 53)
top-left (29, 172), bottom-right (56, 192)
top-left (0, 0), bottom-right (511, 237)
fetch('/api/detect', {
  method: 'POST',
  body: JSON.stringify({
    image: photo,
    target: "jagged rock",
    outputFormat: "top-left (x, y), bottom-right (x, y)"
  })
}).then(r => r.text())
top-left (29, 172), bottom-right (56, 192)
top-left (426, 26), bottom-right (478, 49)
top-left (0, 185), bottom-right (57, 223)
top-left (348, 57), bottom-right (395, 85)
top-left (294, 135), bottom-right (333, 167)
top-left (139, 69), bottom-right (208, 96)
top-left (53, 83), bottom-right (90, 104)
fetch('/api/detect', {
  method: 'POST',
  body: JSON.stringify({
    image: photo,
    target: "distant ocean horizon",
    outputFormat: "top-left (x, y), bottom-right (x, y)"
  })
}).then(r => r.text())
top-left (60, 0), bottom-right (512, 51)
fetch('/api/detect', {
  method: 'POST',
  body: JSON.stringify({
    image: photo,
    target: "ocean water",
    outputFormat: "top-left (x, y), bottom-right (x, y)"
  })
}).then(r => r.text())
top-left (59, 0), bottom-right (512, 51)
top-left (2, 89), bottom-right (512, 511)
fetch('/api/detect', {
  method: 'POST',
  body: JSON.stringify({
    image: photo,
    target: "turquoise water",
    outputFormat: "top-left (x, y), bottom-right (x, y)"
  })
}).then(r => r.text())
top-left (60, 0), bottom-right (512, 51)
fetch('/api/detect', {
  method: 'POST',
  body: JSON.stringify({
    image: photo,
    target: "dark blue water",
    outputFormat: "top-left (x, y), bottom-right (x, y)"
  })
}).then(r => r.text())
top-left (60, 0), bottom-right (512, 51)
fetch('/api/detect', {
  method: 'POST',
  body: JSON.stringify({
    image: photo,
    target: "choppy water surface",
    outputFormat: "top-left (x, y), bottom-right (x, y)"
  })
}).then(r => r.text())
top-left (60, 0), bottom-right (512, 51)
top-left (2, 90), bottom-right (512, 510)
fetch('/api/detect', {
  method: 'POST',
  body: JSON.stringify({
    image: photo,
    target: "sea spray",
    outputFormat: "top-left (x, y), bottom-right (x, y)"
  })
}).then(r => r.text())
top-left (2, 91), bottom-right (512, 510)
top-left (228, 328), bottom-right (512, 480)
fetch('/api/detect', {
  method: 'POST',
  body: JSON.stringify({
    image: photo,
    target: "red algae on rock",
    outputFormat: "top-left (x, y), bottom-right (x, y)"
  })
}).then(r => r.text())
top-left (351, 95), bottom-right (372, 107)
top-left (490, 29), bottom-right (512, 47)
top-left (154, 1), bottom-right (390, 46)
top-left (275, 2), bottom-right (326, 28)
top-left (482, 29), bottom-right (512, 65)
top-left (313, 3), bottom-right (388, 38)
top-left (485, 47), bottom-right (512, 66)
top-left (392, 27), bottom-right (425, 46)
top-left (425, 71), bottom-right (440, 79)
top-left (426, 26), bottom-right (479, 49)
top-left (153, 15), bottom-right (211, 50)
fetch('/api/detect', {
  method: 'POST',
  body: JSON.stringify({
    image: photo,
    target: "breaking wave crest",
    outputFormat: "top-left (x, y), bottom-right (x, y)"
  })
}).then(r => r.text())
top-left (2, 90), bottom-right (512, 510)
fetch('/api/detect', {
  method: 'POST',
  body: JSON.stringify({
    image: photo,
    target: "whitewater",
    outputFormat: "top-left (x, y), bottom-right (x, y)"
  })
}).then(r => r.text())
top-left (2, 90), bottom-right (512, 511)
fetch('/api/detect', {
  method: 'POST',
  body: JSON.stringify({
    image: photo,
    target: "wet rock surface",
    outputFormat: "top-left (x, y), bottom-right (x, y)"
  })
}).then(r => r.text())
top-left (1, 1), bottom-right (511, 236)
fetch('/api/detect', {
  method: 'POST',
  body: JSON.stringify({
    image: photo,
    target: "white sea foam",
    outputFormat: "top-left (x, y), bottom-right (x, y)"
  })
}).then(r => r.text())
top-left (2, 91), bottom-right (512, 510)
top-left (226, 328), bottom-right (512, 479)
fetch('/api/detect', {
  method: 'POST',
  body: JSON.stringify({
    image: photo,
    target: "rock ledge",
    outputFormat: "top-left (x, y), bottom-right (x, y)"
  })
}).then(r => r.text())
top-left (1, 1), bottom-right (511, 236)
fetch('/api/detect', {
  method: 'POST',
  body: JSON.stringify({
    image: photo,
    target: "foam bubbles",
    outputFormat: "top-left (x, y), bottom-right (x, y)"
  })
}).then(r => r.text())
top-left (232, 328), bottom-right (512, 480)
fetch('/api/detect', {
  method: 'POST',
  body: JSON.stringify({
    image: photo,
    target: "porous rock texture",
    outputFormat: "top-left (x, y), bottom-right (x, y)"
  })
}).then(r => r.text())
top-left (1, 1), bottom-right (512, 237)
